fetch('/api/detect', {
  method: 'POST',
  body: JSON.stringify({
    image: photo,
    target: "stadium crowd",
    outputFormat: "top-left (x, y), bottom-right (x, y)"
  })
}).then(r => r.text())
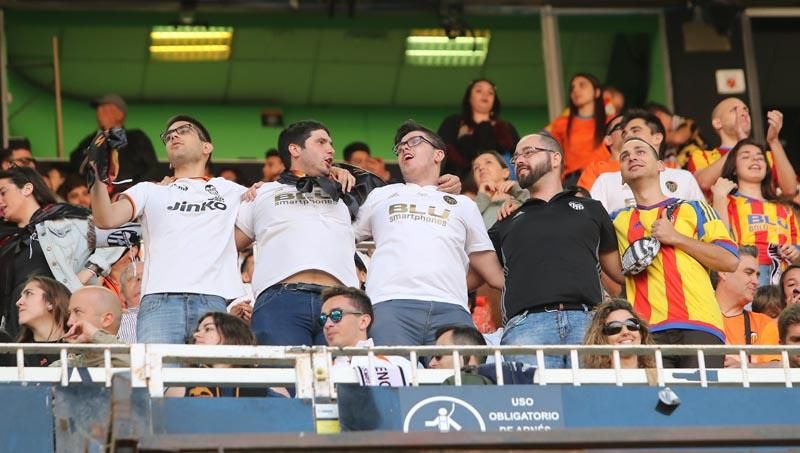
top-left (2, 75), bottom-right (800, 396)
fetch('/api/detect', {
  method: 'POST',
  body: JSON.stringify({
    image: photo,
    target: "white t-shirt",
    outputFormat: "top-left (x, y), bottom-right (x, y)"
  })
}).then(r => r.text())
top-left (354, 183), bottom-right (493, 309)
top-left (236, 182), bottom-right (359, 298)
top-left (590, 168), bottom-right (704, 214)
top-left (123, 177), bottom-right (246, 298)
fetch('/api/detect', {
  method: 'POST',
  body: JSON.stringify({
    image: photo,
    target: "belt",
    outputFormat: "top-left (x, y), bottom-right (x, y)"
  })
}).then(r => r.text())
top-left (266, 282), bottom-right (328, 294)
top-left (527, 303), bottom-right (591, 314)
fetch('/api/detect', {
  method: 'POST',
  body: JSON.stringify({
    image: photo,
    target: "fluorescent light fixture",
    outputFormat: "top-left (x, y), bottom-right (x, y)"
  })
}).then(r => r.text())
top-left (405, 29), bottom-right (490, 66)
top-left (149, 25), bottom-right (234, 62)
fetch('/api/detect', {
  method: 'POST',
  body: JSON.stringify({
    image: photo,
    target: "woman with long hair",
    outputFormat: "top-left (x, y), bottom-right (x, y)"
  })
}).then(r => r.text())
top-left (583, 299), bottom-right (655, 369)
top-left (438, 79), bottom-right (520, 178)
top-left (712, 139), bottom-right (800, 286)
top-left (0, 167), bottom-right (122, 337)
top-left (186, 312), bottom-right (285, 398)
top-left (16, 275), bottom-right (70, 367)
top-left (545, 73), bottom-right (610, 185)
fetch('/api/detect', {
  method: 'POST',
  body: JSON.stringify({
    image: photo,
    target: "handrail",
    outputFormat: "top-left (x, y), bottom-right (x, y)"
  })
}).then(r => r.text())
top-left (0, 343), bottom-right (797, 397)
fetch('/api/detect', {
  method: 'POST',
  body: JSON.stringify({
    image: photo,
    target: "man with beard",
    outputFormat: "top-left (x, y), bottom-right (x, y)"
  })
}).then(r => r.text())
top-left (488, 134), bottom-right (623, 369)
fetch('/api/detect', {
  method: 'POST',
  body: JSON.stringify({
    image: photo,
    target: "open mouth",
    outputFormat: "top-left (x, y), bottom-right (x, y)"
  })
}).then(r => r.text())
top-left (402, 152), bottom-right (414, 162)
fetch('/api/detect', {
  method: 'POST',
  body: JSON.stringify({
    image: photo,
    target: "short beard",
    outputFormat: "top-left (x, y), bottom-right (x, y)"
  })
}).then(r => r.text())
top-left (517, 159), bottom-right (552, 189)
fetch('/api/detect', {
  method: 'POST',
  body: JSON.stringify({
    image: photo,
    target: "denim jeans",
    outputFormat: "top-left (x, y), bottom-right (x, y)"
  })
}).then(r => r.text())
top-left (252, 285), bottom-right (326, 346)
top-left (370, 299), bottom-right (475, 346)
top-left (500, 309), bottom-right (594, 369)
top-left (137, 293), bottom-right (227, 344)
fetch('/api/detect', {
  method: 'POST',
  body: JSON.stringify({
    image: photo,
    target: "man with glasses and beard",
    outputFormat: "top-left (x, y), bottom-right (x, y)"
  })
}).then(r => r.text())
top-left (488, 133), bottom-right (624, 369)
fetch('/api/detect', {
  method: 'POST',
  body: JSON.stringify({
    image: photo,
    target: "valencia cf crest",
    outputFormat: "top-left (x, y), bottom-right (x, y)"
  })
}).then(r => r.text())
top-left (443, 195), bottom-right (458, 205)
top-left (665, 181), bottom-right (678, 193)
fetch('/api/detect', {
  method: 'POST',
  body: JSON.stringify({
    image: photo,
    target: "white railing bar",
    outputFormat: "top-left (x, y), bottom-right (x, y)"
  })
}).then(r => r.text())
top-left (494, 350), bottom-right (504, 386)
top-left (452, 350), bottom-right (462, 386)
top-left (409, 350), bottom-right (419, 387)
top-left (367, 350), bottom-right (377, 387)
top-left (697, 350), bottom-right (708, 388)
top-left (536, 350), bottom-right (546, 386)
top-left (782, 351), bottom-right (793, 388)
top-left (655, 349), bottom-right (665, 388)
top-left (740, 349), bottom-right (750, 389)
top-left (104, 349), bottom-right (112, 387)
top-left (612, 350), bottom-right (622, 387)
top-left (570, 349), bottom-right (580, 387)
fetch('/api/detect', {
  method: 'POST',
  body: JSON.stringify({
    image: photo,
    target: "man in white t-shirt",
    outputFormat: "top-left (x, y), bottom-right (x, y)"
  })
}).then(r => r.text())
top-left (236, 121), bottom-right (461, 346)
top-left (321, 286), bottom-right (413, 386)
top-left (90, 115), bottom-right (244, 344)
top-left (354, 120), bottom-right (505, 346)
top-left (591, 109), bottom-right (704, 214)
top-left (235, 120), bottom-right (359, 346)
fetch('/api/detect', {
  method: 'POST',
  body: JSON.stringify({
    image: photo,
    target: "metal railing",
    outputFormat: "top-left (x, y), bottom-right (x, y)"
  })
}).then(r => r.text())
top-left (0, 343), bottom-right (798, 397)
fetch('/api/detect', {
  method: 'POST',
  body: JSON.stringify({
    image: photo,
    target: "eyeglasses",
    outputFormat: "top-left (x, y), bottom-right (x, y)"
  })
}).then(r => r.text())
top-left (8, 157), bottom-right (36, 168)
top-left (511, 147), bottom-right (554, 162)
top-left (606, 122), bottom-right (623, 136)
top-left (602, 318), bottom-right (642, 336)
top-left (318, 308), bottom-right (364, 327)
top-left (392, 135), bottom-right (435, 156)
top-left (160, 123), bottom-right (205, 144)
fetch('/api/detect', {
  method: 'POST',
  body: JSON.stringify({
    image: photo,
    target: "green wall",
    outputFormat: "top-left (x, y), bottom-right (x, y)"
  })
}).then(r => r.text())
top-left (7, 70), bottom-right (549, 161)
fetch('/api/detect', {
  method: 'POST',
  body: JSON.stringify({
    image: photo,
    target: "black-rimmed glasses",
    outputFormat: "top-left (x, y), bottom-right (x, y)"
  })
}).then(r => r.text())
top-left (160, 123), bottom-right (203, 144)
top-left (393, 135), bottom-right (435, 156)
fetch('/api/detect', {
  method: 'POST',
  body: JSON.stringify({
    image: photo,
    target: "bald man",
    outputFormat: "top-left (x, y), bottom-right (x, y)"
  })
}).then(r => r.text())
top-left (683, 97), bottom-right (796, 195)
top-left (51, 286), bottom-right (128, 368)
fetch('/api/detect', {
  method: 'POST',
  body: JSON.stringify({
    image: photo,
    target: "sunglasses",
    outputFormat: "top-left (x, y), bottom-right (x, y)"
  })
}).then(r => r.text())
top-left (318, 308), bottom-right (364, 327)
top-left (602, 318), bottom-right (642, 336)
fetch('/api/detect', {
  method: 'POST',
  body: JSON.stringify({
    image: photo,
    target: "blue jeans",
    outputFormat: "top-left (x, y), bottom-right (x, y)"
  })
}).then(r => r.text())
top-left (137, 293), bottom-right (227, 344)
top-left (371, 299), bottom-right (475, 346)
top-left (500, 309), bottom-right (594, 369)
top-left (252, 285), bottom-right (326, 346)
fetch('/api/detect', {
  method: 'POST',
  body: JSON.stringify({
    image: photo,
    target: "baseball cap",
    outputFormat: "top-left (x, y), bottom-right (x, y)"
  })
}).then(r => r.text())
top-left (90, 94), bottom-right (128, 115)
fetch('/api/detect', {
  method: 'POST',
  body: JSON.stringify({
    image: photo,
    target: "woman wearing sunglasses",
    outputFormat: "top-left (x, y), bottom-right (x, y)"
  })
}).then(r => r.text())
top-left (582, 299), bottom-right (655, 369)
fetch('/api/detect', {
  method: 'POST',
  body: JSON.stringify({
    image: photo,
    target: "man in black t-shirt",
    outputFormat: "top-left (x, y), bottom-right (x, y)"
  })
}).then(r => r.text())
top-left (489, 133), bottom-right (623, 369)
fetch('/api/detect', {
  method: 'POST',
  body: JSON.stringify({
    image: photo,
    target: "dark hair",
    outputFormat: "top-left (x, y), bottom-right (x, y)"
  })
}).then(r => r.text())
top-left (720, 139), bottom-right (777, 201)
top-left (196, 312), bottom-right (255, 346)
top-left (711, 245), bottom-right (757, 288)
top-left (277, 120), bottom-right (330, 169)
top-left (0, 147), bottom-right (10, 163)
top-left (621, 108), bottom-right (667, 158)
top-left (343, 142), bottom-right (371, 162)
top-left (461, 79), bottom-right (502, 128)
top-left (435, 325), bottom-right (487, 364)
top-left (165, 115), bottom-right (212, 144)
top-left (321, 286), bottom-right (374, 332)
top-left (644, 102), bottom-right (673, 117)
top-left (17, 275), bottom-right (71, 343)
top-left (752, 285), bottom-right (785, 319)
top-left (778, 303), bottom-right (800, 343)
top-left (604, 113), bottom-right (625, 136)
top-left (0, 166), bottom-right (57, 208)
top-left (582, 298), bottom-right (655, 369)
top-left (217, 167), bottom-right (242, 182)
top-left (568, 73), bottom-right (606, 148)
top-left (58, 173), bottom-right (88, 202)
top-left (8, 137), bottom-right (32, 152)
top-left (394, 120), bottom-right (447, 173)
top-left (779, 264), bottom-right (800, 305)
top-left (472, 150), bottom-right (508, 171)
top-left (265, 149), bottom-right (280, 159)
